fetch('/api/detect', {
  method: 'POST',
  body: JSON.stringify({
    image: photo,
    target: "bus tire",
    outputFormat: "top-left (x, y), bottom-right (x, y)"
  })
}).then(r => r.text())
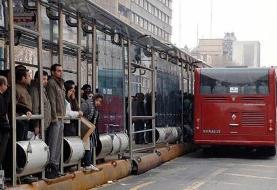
top-left (266, 146), bottom-right (276, 156)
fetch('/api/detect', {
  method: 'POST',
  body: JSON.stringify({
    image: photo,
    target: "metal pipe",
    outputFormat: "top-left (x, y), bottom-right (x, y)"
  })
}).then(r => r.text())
top-left (92, 20), bottom-right (97, 94)
top-left (122, 40), bottom-right (126, 132)
top-left (186, 64), bottom-right (189, 93)
top-left (91, 19), bottom-right (97, 165)
top-left (131, 128), bottom-right (154, 134)
top-left (58, 2), bottom-right (64, 174)
top-left (132, 146), bottom-right (155, 153)
top-left (14, 25), bottom-right (41, 36)
top-left (151, 49), bottom-right (156, 153)
top-left (36, 1), bottom-right (45, 145)
top-left (63, 40), bottom-right (82, 49)
top-left (8, 0), bottom-right (16, 186)
top-left (58, 3), bottom-right (64, 67)
top-left (16, 114), bottom-right (44, 120)
top-left (127, 39), bottom-right (133, 159)
top-left (190, 65), bottom-right (193, 94)
top-left (76, 12), bottom-right (82, 170)
top-left (131, 62), bottom-right (154, 72)
top-left (131, 116), bottom-right (155, 120)
top-left (181, 61), bottom-right (184, 141)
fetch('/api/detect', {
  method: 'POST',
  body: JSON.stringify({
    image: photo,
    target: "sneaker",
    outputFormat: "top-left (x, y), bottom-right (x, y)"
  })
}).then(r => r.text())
top-left (84, 165), bottom-right (99, 172)
top-left (83, 165), bottom-right (93, 172)
top-left (89, 165), bottom-right (99, 171)
top-left (21, 175), bottom-right (38, 183)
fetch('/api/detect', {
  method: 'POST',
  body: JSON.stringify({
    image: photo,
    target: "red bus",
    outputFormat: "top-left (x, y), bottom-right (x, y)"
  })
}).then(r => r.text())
top-left (194, 68), bottom-right (276, 155)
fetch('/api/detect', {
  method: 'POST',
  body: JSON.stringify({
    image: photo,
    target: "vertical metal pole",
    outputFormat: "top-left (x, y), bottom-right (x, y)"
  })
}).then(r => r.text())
top-left (58, 3), bottom-right (64, 174)
top-left (77, 13), bottom-right (82, 169)
top-left (36, 1), bottom-right (45, 178)
top-left (37, 0), bottom-right (44, 141)
top-left (180, 61), bottom-right (184, 142)
top-left (91, 20), bottom-right (97, 165)
top-left (7, 0), bottom-right (16, 186)
top-left (151, 49), bottom-right (156, 151)
top-left (127, 40), bottom-right (133, 159)
top-left (58, 3), bottom-right (63, 67)
top-left (3, 0), bottom-right (8, 69)
top-left (186, 64), bottom-right (189, 93)
top-left (190, 66), bottom-right (194, 94)
top-left (122, 40), bottom-right (126, 132)
top-left (50, 19), bottom-right (54, 65)
top-left (92, 20), bottom-right (97, 94)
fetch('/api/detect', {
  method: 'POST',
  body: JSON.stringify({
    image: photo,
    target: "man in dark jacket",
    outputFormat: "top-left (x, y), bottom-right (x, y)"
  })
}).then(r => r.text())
top-left (46, 64), bottom-right (65, 179)
top-left (29, 71), bottom-right (51, 139)
top-left (15, 67), bottom-right (32, 141)
top-left (0, 76), bottom-right (9, 169)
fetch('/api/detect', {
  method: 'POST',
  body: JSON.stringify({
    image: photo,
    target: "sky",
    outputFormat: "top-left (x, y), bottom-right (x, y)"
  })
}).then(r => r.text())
top-left (171, 0), bottom-right (277, 67)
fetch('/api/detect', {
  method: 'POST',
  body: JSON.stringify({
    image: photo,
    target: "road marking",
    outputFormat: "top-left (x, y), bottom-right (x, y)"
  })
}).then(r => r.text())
top-left (130, 181), bottom-right (155, 190)
top-left (183, 181), bottom-right (205, 190)
top-left (233, 163), bottom-right (277, 169)
top-left (221, 182), bottom-right (242, 186)
top-left (225, 173), bottom-right (277, 180)
top-left (183, 168), bottom-right (226, 190)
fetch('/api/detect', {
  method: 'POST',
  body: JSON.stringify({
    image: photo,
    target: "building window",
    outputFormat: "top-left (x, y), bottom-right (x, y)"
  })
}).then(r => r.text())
top-left (144, 19), bottom-right (148, 30)
top-left (131, 12), bottom-right (135, 23)
top-left (139, 0), bottom-right (144, 7)
top-left (154, 7), bottom-right (158, 17)
top-left (135, 14), bottom-right (139, 25)
top-left (139, 17), bottom-right (144, 28)
top-left (118, 3), bottom-right (130, 18)
top-left (143, 1), bottom-right (148, 10)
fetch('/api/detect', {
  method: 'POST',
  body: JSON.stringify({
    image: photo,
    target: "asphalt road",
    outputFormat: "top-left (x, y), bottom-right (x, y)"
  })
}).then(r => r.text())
top-left (97, 148), bottom-right (277, 190)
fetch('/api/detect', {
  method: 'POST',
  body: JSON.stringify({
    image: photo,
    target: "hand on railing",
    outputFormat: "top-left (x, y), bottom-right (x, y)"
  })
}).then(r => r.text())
top-left (78, 111), bottom-right (83, 117)
top-left (26, 111), bottom-right (32, 120)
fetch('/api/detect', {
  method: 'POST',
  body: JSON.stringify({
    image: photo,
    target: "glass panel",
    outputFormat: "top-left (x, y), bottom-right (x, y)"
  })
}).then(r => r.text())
top-left (200, 68), bottom-right (269, 95)
top-left (97, 30), bottom-right (124, 133)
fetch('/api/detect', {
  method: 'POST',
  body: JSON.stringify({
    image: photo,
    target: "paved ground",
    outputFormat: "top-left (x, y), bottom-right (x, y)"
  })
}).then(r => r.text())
top-left (96, 148), bottom-right (277, 190)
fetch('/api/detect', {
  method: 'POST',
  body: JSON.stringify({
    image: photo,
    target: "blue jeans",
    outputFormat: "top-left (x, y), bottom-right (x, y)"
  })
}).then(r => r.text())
top-left (47, 121), bottom-right (64, 166)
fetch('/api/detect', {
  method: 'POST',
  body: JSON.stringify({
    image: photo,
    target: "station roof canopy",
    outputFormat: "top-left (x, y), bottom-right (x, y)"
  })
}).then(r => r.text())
top-left (59, 0), bottom-right (207, 67)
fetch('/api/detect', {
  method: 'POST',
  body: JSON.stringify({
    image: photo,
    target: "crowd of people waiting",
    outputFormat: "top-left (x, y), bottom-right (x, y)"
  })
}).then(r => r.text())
top-left (0, 64), bottom-right (104, 183)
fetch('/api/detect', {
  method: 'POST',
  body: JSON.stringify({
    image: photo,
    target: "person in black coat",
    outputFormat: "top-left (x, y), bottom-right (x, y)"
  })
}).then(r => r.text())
top-left (0, 76), bottom-right (9, 169)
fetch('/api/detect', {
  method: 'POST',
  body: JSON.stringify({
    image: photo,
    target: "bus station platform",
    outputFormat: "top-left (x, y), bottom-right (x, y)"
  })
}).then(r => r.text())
top-left (7, 144), bottom-right (195, 190)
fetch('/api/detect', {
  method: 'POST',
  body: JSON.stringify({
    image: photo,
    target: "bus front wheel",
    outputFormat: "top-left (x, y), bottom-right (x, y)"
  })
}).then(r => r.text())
top-left (263, 146), bottom-right (276, 156)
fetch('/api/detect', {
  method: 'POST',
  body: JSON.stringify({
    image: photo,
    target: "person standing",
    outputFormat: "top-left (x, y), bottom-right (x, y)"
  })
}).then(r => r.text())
top-left (29, 71), bottom-right (51, 139)
top-left (0, 76), bottom-right (9, 169)
top-left (81, 93), bottom-right (103, 171)
top-left (45, 64), bottom-right (65, 179)
top-left (64, 80), bottom-right (83, 136)
top-left (15, 67), bottom-right (32, 141)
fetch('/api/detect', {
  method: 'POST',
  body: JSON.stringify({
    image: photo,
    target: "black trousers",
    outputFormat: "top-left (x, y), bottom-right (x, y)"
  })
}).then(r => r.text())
top-left (134, 121), bottom-right (145, 144)
top-left (16, 120), bottom-right (29, 141)
top-left (0, 130), bottom-right (9, 168)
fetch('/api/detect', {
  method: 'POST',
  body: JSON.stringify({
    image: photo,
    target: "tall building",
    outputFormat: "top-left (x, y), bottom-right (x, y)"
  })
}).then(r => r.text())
top-left (90, 0), bottom-right (172, 43)
top-left (232, 41), bottom-right (260, 67)
top-left (191, 38), bottom-right (230, 67)
top-left (191, 33), bottom-right (260, 67)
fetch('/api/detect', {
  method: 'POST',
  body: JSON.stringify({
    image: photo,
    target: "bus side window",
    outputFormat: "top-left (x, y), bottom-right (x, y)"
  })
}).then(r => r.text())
top-left (201, 86), bottom-right (211, 94)
top-left (213, 81), bottom-right (227, 94)
top-left (258, 82), bottom-right (268, 94)
top-left (244, 84), bottom-right (257, 94)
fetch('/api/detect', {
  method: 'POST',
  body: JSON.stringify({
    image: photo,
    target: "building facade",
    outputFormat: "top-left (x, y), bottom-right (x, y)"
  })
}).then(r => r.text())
top-left (191, 33), bottom-right (260, 67)
top-left (232, 41), bottom-right (260, 67)
top-left (90, 0), bottom-right (172, 43)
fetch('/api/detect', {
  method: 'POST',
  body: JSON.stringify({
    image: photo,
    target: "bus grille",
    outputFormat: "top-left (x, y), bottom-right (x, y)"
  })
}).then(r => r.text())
top-left (241, 112), bottom-right (265, 127)
top-left (204, 97), bottom-right (228, 102)
top-left (241, 97), bottom-right (265, 101)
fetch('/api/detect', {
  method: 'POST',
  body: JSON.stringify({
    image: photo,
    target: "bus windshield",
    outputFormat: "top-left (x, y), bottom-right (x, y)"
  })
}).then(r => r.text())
top-left (200, 68), bottom-right (269, 95)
